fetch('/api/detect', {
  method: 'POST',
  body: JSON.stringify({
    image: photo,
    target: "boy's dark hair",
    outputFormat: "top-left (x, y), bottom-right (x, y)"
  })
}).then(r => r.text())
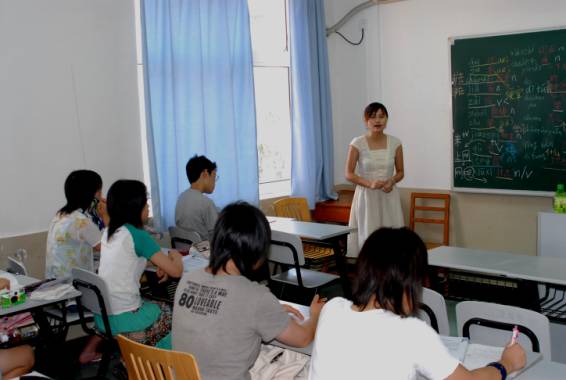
top-left (364, 102), bottom-right (389, 121)
top-left (186, 155), bottom-right (217, 184)
top-left (209, 202), bottom-right (271, 281)
top-left (106, 180), bottom-right (147, 239)
top-left (352, 227), bottom-right (428, 317)
top-left (59, 170), bottom-right (103, 215)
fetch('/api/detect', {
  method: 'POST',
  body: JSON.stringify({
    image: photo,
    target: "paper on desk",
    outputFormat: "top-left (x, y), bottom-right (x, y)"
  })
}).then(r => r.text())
top-left (279, 301), bottom-right (310, 322)
top-left (30, 284), bottom-right (76, 301)
top-left (440, 336), bottom-right (469, 362)
top-left (463, 343), bottom-right (542, 379)
top-left (182, 254), bottom-right (209, 272)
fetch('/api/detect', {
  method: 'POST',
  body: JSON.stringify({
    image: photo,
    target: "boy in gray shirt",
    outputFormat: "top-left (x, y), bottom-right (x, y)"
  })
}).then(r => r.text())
top-left (175, 155), bottom-right (219, 241)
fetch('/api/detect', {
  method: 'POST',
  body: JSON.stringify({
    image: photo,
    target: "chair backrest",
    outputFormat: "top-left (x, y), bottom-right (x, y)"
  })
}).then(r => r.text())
top-left (269, 230), bottom-right (305, 267)
top-left (456, 301), bottom-right (551, 357)
top-left (72, 267), bottom-right (114, 315)
top-left (169, 226), bottom-right (202, 250)
top-left (409, 193), bottom-right (450, 248)
top-left (7, 257), bottom-right (27, 276)
top-left (273, 197), bottom-right (312, 222)
top-left (418, 287), bottom-right (450, 335)
top-left (118, 334), bottom-right (202, 380)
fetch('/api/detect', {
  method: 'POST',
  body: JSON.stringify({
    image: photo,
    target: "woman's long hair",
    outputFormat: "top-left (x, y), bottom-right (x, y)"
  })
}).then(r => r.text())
top-left (59, 170), bottom-right (102, 215)
top-left (352, 227), bottom-right (428, 317)
top-left (106, 180), bottom-right (147, 239)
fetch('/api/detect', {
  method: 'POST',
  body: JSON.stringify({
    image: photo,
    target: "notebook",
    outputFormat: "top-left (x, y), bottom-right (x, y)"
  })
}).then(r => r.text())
top-left (441, 336), bottom-right (469, 362)
top-left (463, 343), bottom-right (543, 379)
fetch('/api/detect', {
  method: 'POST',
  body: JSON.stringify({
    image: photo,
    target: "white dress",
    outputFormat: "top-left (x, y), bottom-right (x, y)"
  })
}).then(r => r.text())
top-left (347, 134), bottom-right (404, 257)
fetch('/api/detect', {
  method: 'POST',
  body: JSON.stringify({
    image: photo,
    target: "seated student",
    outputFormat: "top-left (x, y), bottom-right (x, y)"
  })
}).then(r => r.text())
top-left (46, 170), bottom-right (109, 279)
top-left (0, 278), bottom-right (35, 379)
top-left (175, 155), bottom-right (219, 241)
top-left (0, 344), bottom-right (34, 379)
top-left (172, 202), bottom-right (324, 380)
top-left (308, 227), bottom-right (526, 380)
top-left (80, 180), bottom-right (183, 362)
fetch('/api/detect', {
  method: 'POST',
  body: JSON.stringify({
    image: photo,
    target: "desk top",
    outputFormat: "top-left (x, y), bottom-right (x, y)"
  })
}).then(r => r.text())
top-left (428, 246), bottom-right (566, 286)
top-left (270, 220), bottom-right (355, 240)
top-left (271, 301), bottom-right (312, 356)
top-left (519, 359), bottom-right (566, 380)
top-left (0, 272), bottom-right (81, 317)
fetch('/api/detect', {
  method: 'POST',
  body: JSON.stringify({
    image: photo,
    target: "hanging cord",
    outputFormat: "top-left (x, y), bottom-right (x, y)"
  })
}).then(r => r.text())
top-left (334, 28), bottom-right (365, 46)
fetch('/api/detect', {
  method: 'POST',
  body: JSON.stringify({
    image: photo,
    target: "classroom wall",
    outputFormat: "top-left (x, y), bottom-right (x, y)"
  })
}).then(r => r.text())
top-left (0, 0), bottom-right (143, 238)
top-left (325, 0), bottom-right (565, 254)
top-left (2, 0), bottom-right (564, 274)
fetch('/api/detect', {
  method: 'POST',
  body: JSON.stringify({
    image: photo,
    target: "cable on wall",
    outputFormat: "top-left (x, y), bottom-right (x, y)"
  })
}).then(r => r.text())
top-left (326, 0), bottom-right (377, 43)
top-left (335, 28), bottom-right (365, 46)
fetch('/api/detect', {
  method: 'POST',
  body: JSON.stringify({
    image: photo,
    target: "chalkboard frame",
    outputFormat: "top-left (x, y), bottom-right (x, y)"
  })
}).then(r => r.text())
top-left (449, 26), bottom-right (566, 197)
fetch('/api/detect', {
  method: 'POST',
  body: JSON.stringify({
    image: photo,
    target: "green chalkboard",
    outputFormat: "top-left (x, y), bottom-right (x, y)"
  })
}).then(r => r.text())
top-left (451, 28), bottom-right (566, 192)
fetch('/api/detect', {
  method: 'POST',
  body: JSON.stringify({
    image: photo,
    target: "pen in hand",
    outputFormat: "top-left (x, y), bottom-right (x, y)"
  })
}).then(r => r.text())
top-left (510, 325), bottom-right (519, 346)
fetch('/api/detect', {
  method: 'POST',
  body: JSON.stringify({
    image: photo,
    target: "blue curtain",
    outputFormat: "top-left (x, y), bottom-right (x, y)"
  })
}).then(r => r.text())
top-left (289, 0), bottom-right (337, 208)
top-left (142, 0), bottom-right (259, 229)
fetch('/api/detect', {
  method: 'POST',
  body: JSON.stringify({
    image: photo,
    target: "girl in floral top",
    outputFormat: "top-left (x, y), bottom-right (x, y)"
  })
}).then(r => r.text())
top-left (45, 170), bottom-right (109, 279)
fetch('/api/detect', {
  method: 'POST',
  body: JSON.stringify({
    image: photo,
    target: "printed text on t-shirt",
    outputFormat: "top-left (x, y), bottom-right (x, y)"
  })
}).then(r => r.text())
top-left (178, 281), bottom-right (227, 316)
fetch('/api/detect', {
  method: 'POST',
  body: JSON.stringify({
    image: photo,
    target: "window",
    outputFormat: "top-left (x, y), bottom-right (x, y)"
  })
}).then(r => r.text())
top-left (248, 0), bottom-right (292, 199)
top-left (134, 0), bottom-right (293, 201)
top-left (134, 0), bottom-right (153, 214)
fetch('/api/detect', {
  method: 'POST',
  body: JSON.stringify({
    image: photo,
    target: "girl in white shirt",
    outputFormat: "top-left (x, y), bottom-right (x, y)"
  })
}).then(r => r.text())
top-left (309, 227), bottom-right (526, 380)
top-left (45, 170), bottom-right (109, 279)
top-left (80, 180), bottom-right (183, 363)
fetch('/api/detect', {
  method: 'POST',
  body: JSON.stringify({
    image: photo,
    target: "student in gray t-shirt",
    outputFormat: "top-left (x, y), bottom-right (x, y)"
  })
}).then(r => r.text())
top-left (175, 155), bottom-right (219, 241)
top-left (172, 202), bottom-right (325, 380)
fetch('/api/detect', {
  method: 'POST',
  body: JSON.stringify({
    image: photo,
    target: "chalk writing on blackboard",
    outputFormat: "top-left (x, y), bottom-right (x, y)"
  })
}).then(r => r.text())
top-left (451, 29), bottom-right (566, 192)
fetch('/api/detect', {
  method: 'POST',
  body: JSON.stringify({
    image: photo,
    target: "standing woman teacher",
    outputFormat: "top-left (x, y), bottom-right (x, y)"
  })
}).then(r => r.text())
top-left (345, 102), bottom-right (405, 256)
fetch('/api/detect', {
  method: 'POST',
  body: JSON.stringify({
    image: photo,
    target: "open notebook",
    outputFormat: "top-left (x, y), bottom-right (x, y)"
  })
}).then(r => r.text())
top-left (441, 337), bottom-right (542, 379)
top-left (463, 343), bottom-right (542, 379)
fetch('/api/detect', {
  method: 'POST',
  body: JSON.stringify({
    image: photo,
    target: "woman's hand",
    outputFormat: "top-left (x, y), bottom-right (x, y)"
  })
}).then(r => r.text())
top-left (500, 342), bottom-right (526, 374)
top-left (96, 198), bottom-right (109, 226)
top-left (382, 178), bottom-right (395, 193)
top-left (309, 294), bottom-right (327, 317)
top-left (370, 180), bottom-right (384, 190)
top-left (156, 268), bottom-right (169, 283)
top-left (282, 304), bottom-right (305, 321)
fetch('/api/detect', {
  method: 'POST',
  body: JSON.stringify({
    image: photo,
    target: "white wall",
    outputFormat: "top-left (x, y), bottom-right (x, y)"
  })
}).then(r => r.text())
top-left (0, 0), bottom-right (143, 237)
top-left (325, 0), bottom-right (382, 184)
top-left (326, 0), bottom-right (566, 189)
top-left (380, 0), bottom-right (566, 189)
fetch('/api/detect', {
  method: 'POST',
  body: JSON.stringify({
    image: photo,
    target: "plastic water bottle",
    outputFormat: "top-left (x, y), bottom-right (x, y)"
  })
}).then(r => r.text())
top-left (554, 184), bottom-right (566, 213)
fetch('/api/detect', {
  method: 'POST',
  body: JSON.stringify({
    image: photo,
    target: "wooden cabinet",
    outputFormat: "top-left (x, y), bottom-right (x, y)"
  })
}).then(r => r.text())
top-left (312, 189), bottom-right (354, 225)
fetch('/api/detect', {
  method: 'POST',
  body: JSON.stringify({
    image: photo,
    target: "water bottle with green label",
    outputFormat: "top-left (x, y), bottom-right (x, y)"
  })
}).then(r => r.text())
top-left (554, 184), bottom-right (566, 213)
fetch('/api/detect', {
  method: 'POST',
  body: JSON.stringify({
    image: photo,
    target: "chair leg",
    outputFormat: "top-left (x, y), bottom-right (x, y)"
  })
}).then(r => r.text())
top-left (96, 340), bottom-right (114, 379)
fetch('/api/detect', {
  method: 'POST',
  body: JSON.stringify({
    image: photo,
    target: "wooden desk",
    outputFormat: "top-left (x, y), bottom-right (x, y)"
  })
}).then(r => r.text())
top-left (312, 189), bottom-right (353, 224)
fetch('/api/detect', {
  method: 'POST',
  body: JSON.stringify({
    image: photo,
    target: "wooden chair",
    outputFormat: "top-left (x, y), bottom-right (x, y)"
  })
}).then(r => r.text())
top-left (409, 193), bottom-right (450, 249)
top-left (273, 197), bottom-right (313, 222)
top-left (272, 197), bottom-right (335, 269)
top-left (117, 335), bottom-right (202, 380)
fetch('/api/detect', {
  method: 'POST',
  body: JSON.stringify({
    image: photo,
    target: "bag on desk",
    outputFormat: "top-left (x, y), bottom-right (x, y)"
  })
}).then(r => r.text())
top-left (250, 344), bottom-right (310, 380)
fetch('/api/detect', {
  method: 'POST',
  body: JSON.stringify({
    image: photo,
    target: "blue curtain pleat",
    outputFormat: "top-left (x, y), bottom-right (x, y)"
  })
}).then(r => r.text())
top-left (142, 0), bottom-right (259, 229)
top-left (289, 0), bottom-right (337, 208)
